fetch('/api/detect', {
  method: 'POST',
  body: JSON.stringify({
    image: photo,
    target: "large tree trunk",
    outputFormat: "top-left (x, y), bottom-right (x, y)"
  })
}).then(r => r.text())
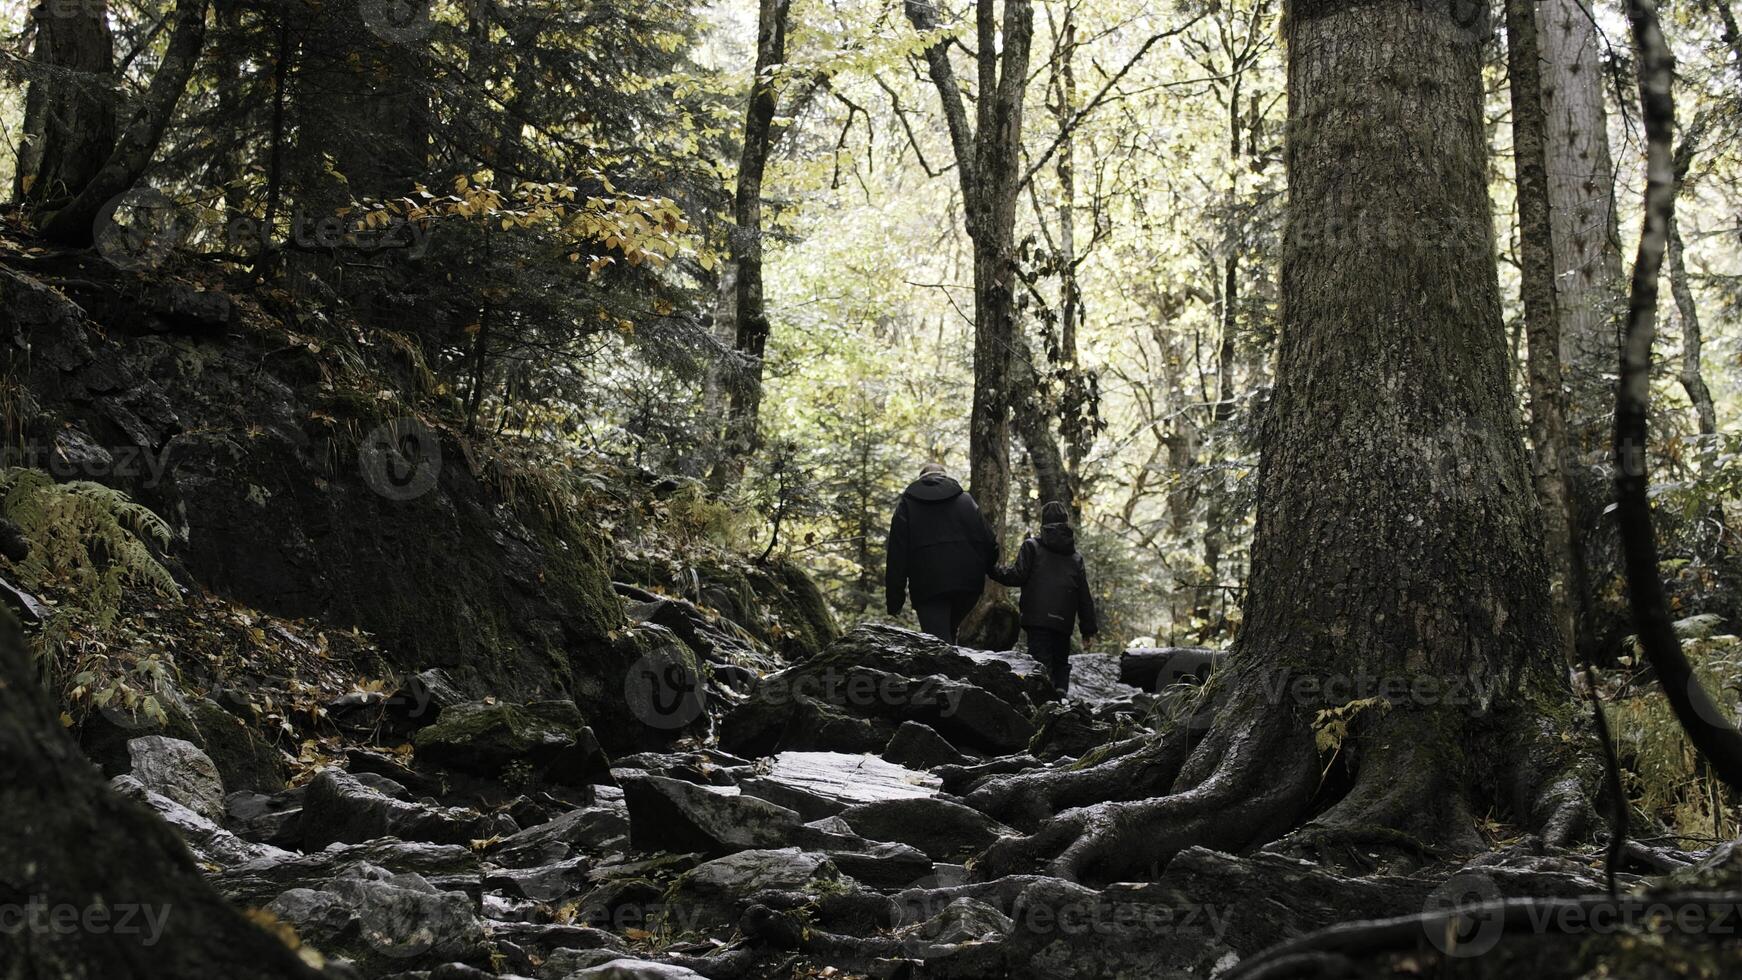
top-left (1509, 0), bottom-right (1585, 662)
top-left (1539, 0), bottom-right (1627, 659)
top-left (15, 0), bottom-right (117, 208)
top-left (0, 613), bottom-right (320, 978)
top-left (721, 0), bottom-right (793, 462)
top-left (41, 0), bottom-right (209, 246)
top-left (974, 0), bottom-right (1591, 885)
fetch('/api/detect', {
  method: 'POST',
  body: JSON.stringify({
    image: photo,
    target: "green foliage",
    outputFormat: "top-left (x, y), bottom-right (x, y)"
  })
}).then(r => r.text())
top-left (0, 468), bottom-right (177, 623)
top-left (0, 467), bottom-right (180, 723)
top-left (1604, 616), bottom-right (1742, 846)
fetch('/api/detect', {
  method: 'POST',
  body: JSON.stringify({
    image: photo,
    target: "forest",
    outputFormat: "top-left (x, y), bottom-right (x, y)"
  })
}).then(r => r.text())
top-left (1, 0), bottom-right (1742, 977)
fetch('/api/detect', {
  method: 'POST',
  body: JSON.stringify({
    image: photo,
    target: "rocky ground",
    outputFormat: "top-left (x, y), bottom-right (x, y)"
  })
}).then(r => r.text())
top-left (99, 594), bottom-right (1742, 980)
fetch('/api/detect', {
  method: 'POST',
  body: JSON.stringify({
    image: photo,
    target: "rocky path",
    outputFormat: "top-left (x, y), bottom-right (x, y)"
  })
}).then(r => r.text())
top-left (111, 603), bottom-right (1732, 980)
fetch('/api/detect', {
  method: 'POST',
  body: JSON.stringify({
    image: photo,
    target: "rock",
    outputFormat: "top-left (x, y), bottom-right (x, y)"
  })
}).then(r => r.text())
top-left (719, 632), bottom-right (1037, 756)
top-left (414, 700), bottom-right (586, 776)
top-left (908, 896), bottom-right (1012, 950)
top-left (825, 841), bottom-right (934, 890)
top-left (568, 959), bottom-right (709, 980)
top-left (301, 768), bottom-right (501, 850)
top-left (77, 682), bottom-right (203, 779)
top-left (408, 699), bottom-right (610, 787)
top-left (224, 789), bottom-right (304, 848)
top-left (620, 774), bottom-right (802, 855)
top-left (345, 748), bottom-right (446, 797)
top-left (127, 735), bottom-right (227, 821)
top-left (839, 797), bottom-right (1012, 862)
top-left (1026, 701), bottom-right (1116, 760)
top-left (538, 948), bottom-right (629, 979)
top-left (1118, 647), bottom-right (1223, 692)
top-left (488, 801), bottom-right (630, 868)
top-left (584, 625), bottom-right (709, 754)
top-left (882, 721), bottom-right (971, 769)
top-left (483, 856), bottom-right (591, 903)
top-left (387, 668), bottom-right (468, 729)
top-left (110, 775), bottom-right (292, 868)
top-left (719, 689), bottom-right (899, 757)
top-left (666, 848), bottom-right (842, 932)
top-left (1066, 653), bottom-right (1145, 703)
top-left (488, 923), bottom-right (624, 965)
top-left (266, 866), bottom-right (486, 972)
top-left (738, 751), bottom-right (941, 821)
top-left (187, 697), bottom-right (289, 793)
top-left (216, 839), bottom-right (480, 907)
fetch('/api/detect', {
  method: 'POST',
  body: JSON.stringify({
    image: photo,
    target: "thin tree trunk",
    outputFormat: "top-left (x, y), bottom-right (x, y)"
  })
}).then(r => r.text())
top-left (906, 0), bottom-right (1034, 545)
top-left (16, 0), bottom-right (117, 207)
top-left (1667, 142), bottom-right (1718, 441)
top-left (1615, 0), bottom-right (1742, 791)
top-left (1509, 0), bottom-right (1583, 661)
top-left (722, 0), bottom-right (793, 462)
top-left (42, 0), bottom-right (209, 246)
top-left (1538, 0), bottom-right (1626, 658)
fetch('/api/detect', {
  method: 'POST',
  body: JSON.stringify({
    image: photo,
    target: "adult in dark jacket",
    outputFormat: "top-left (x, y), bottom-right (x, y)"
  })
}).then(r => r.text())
top-left (991, 500), bottom-right (1098, 693)
top-left (886, 463), bottom-right (999, 643)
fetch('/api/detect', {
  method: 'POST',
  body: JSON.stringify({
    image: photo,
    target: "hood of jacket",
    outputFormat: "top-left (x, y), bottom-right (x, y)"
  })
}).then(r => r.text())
top-left (1039, 522), bottom-right (1076, 554)
top-left (904, 473), bottom-right (964, 502)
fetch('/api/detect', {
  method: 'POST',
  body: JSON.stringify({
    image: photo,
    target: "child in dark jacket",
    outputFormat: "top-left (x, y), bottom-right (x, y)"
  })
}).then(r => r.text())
top-left (991, 500), bottom-right (1098, 694)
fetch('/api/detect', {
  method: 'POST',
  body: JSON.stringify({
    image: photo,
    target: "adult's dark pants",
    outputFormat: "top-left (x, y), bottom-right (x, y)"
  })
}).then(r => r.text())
top-left (1026, 627), bottom-right (1072, 694)
top-left (914, 591), bottom-right (979, 644)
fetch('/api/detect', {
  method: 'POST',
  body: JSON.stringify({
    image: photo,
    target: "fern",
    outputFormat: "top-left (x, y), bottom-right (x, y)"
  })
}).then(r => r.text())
top-left (0, 468), bottom-right (177, 619)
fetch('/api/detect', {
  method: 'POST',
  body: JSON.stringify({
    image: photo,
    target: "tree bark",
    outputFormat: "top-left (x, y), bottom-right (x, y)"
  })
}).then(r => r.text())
top-left (1508, 0), bottom-right (1584, 662)
top-left (1667, 142), bottom-right (1717, 442)
top-left (976, 0), bottom-right (1593, 885)
top-left (722, 0), bottom-right (793, 461)
top-left (1538, 0), bottom-right (1626, 657)
top-left (41, 0), bottom-right (209, 247)
top-left (0, 612), bottom-right (321, 978)
top-left (15, 0), bottom-right (117, 208)
top-left (906, 0), bottom-right (1036, 544)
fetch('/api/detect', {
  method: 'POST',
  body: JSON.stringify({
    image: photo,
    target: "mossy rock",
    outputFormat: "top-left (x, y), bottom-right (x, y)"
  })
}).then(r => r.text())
top-left (413, 699), bottom-right (582, 775)
top-left (573, 624), bottom-right (707, 755)
top-left (189, 698), bottom-right (288, 793)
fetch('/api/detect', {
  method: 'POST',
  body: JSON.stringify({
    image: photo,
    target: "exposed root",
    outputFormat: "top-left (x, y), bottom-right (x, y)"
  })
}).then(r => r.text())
top-left (975, 690), bottom-right (1319, 885)
top-left (964, 729), bottom-right (1192, 830)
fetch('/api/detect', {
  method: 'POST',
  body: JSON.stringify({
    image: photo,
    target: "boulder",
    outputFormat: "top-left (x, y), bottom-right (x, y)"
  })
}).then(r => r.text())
top-left (824, 841), bottom-right (934, 890)
top-left (839, 797), bottom-right (1012, 862)
top-left (126, 736), bottom-right (227, 821)
top-left (882, 721), bottom-right (971, 769)
top-left (568, 959), bottom-right (709, 980)
top-left (224, 789), bottom-right (304, 848)
top-left (110, 775), bottom-right (291, 868)
top-left (737, 751), bottom-right (941, 821)
top-left (266, 865), bottom-right (486, 973)
top-left (488, 801), bottom-right (630, 868)
top-left (620, 774), bottom-right (802, 855)
top-left (665, 848), bottom-right (842, 933)
top-left (187, 698), bottom-right (288, 793)
top-left (215, 839), bottom-right (480, 907)
top-left (301, 768), bottom-right (501, 850)
top-left (414, 699), bottom-right (602, 783)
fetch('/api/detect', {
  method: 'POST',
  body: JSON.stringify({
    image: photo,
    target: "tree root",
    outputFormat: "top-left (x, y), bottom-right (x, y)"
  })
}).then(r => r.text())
top-left (975, 691), bottom-right (1320, 885)
top-left (1220, 891), bottom-right (1742, 980)
top-left (964, 730), bottom-right (1192, 830)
